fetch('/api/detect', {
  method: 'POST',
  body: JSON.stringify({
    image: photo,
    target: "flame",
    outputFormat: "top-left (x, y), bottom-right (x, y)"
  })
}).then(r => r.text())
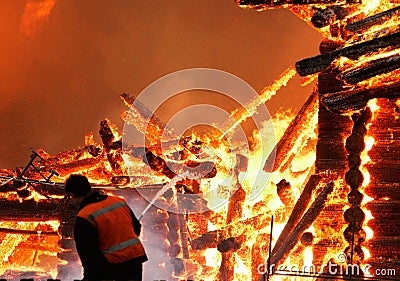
top-left (360, 135), bottom-right (375, 187)
top-left (0, 221), bottom-right (61, 279)
top-left (357, 99), bottom-right (380, 269)
top-left (303, 246), bottom-right (314, 268)
top-left (6, 0), bottom-right (399, 276)
top-left (204, 248), bottom-right (221, 267)
top-left (220, 67), bottom-right (297, 137)
top-left (20, 0), bottom-right (57, 36)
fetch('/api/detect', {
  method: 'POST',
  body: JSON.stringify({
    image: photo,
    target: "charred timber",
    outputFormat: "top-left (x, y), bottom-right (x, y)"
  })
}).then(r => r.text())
top-left (0, 198), bottom-right (70, 221)
top-left (191, 213), bottom-right (272, 250)
top-left (346, 6), bottom-right (400, 32)
top-left (321, 81), bottom-right (400, 112)
top-left (311, 6), bottom-right (349, 28)
top-left (270, 181), bottom-right (334, 266)
top-left (276, 179), bottom-right (295, 208)
top-left (121, 92), bottom-right (175, 145)
top-left (99, 120), bottom-right (124, 175)
top-left (296, 31), bottom-right (400, 76)
top-left (219, 177), bottom-right (246, 281)
top-left (339, 53), bottom-right (400, 85)
top-left (265, 88), bottom-right (318, 172)
top-left (0, 227), bottom-right (58, 236)
top-left (236, 0), bottom-right (360, 9)
top-left (270, 175), bottom-right (322, 259)
top-left (51, 157), bottom-right (102, 177)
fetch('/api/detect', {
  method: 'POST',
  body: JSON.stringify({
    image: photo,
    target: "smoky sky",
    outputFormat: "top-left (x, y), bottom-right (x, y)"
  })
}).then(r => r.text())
top-left (0, 0), bottom-right (322, 170)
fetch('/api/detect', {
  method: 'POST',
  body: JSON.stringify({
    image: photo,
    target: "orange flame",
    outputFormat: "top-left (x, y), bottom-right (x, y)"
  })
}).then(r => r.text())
top-left (20, 0), bottom-right (57, 36)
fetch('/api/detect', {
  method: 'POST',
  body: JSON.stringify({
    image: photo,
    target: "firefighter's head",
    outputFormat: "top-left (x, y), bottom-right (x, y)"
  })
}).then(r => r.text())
top-left (65, 174), bottom-right (92, 198)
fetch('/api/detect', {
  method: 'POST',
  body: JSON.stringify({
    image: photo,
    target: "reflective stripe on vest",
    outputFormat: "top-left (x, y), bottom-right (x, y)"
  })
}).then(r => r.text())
top-left (77, 196), bottom-right (146, 263)
top-left (87, 201), bottom-right (126, 223)
top-left (102, 237), bottom-right (140, 255)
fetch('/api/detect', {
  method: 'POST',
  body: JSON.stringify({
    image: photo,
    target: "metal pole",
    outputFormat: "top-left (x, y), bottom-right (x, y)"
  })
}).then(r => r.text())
top-left (349, 224), bottom-right (355, 281)
top-left (266, 215), bottom-right (274, 281)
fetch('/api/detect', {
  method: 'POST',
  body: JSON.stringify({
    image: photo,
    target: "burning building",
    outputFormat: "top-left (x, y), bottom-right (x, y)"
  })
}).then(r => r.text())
top-left (0, 0), bottom-right (399, 280)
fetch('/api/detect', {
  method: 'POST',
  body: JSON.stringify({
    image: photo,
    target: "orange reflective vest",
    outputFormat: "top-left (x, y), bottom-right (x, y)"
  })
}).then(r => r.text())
top-left (77, 195), bottom-right (146, 263)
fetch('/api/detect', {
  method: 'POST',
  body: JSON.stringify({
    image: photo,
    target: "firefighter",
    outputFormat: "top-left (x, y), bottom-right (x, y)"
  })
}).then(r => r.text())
top-left (65, 174), bottom-right (148, 281)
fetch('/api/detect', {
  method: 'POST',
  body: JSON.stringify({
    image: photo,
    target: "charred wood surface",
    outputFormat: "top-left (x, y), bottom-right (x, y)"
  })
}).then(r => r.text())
top-left (251, 233), bottom-right (270, 280)
top-left (339, 53), bottom-right (400, 85)
top-left (0, 198), bottom-right (68, 221)
top-left (365, 183), bottom-right (400, 200)
top-left (345, 6), bottom-right (400, 32)
top-left (0, 227), bottom-right (58, 235)
top-left (236, 0), bottom-right (359, 9)
top-left (316, 106), bottom-right (352, 172)
top-left (296, 31), bottom-right (400, 76)
top-left (311, 6), bottom-right (349, 28)
top-left (321, 81), bottom-right (400, 112)
top-left (219, 183), bottom-right (246, 281)
top-left (270, 180), bottom-right (332, 267)
top-left (361, 98), bottom-right (400, 269)
top-left (276, 179), bottom-right (295, 208)
top-left (191, 213), bottom-right (272, 250)
top-left (271, 181), bottom-right (334, 266)
top-left (318, 70), bottom-right (345, 94)
top-left (265, 88), bottom-right (318, 172)
top-left (271, 174), bottom-right (321, 256)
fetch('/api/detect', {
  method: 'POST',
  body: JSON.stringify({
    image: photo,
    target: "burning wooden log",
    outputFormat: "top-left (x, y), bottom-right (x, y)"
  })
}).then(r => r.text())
top-left (219, 67), bottom-right (296, 139)
top-left (311, 6), bottom-right (349, 28)
top-left (0, 227), bottom-right (58, 236)
top-left (295, 31), bottom-right (400, 76)
top-left (217, 236), bottom-right (244, 253)
top-left (276, 179), bottom-right (295, 209)
top-left (251, 233), bottom-right (270, 279)
top-left (99, 119), bottom-right (124, 175)
top-left (345, 6), bottom-right (400, 32)
top-left (49, 157), bottom-right (102, 177)
top-left (219, 158), bottom-right (247, 281)
top-left (321, 80), bottom-right (400, 112)
top-left (236, 0), bottom-right (360, 9)
top-left (289, 232), bottom-right (314, 266)
top-left (191, 213), bottom-right (272, 250)
top-left (339, 53), bottom-right (400, 85)
top-left (265, 88), bottom-right (318, 172)
top-left (142, 145), bottom-right (217, 181)
top-left (271, 175), bottom-right (322, 256)
top-left (121, 92), bottom-right (175, 145)
top-left (270, 181), bottom-right (334, 266)
top-left (191, 230), bottom-right (221, 250)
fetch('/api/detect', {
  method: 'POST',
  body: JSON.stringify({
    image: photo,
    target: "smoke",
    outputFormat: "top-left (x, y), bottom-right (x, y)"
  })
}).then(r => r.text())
top-left (126, 197), bottom-right (173, 280)
top-left (0, 1), bottom-right (322, 171)
top-left (20, 0), bottom-right (57, 36)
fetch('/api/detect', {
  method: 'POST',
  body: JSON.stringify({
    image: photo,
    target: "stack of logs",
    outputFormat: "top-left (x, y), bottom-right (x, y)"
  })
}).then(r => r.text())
top-left (312, 65), bottom-right (353, 272)
top-left (0, 181), bottom-right (81, 280)
top-left (364, 99), bottom-right (400, 272)
top-left (343, 108), bottom-right (371, 272)
top-left (309, 8), bottom-right (400, 279)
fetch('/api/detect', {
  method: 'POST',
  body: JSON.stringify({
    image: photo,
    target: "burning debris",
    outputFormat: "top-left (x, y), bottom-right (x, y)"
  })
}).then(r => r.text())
top-left (1, 0), bottom-right (400, 280)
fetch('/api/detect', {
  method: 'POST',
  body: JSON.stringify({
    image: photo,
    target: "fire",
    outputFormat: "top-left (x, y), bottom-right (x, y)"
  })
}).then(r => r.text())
top-left (220, 66), bottom-right (297, 138)
top-left (0, 221), bottom-right (61, 279)
top-left (2, 0), bottom-right (399, 279)
top-left (358, 99), bottom-right (379, 270)
top-left (19, 0), bottom-right (57, 36)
